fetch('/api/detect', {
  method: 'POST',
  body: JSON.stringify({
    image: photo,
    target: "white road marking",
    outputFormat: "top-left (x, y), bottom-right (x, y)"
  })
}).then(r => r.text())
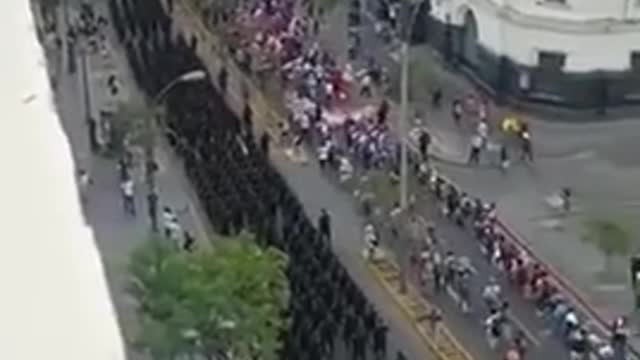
top-left (389, 51), bottom-right (401, 63)
top-left (507, 311), bottom-right (542, 347)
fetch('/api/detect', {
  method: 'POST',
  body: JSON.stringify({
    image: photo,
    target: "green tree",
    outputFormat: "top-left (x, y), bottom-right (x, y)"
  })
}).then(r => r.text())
top-left (107, 101), bottom-right (148, 158)
top-left (128, 233), bottom-right (290, 360)
top-left (582, 217), bottom-right (632, 274)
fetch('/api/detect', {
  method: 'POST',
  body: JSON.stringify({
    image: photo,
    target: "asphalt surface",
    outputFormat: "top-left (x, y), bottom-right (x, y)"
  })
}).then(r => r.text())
top-left (336, 4), bottom-right (640, 341)
top-left (47, 1), bottom-right (443, 359)
top-left (270, 142), bottom-right (583, 360)
top-left (49, 1), bottom-right (210, 359)
top-left (169, 3), bottom-right (440, 359)
top-left (314, 1), bottom-right (640, 356)
top-left (274, 3), bottom-right (608, 360)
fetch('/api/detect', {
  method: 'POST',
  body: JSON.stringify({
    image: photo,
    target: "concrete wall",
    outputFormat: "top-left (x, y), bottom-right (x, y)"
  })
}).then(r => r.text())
top-left (419, 0), bottom-right (640, 110)
top-left (507, 0), bottom-right (634, 20)
top-left (0, 1), bottom-right (127, 359)
top-left (431, 0), bottom-right (640, 71)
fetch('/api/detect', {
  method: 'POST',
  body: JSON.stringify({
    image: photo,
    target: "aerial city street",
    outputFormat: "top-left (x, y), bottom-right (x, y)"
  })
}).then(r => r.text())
top-left (29, 0), bottom-right (640, 359)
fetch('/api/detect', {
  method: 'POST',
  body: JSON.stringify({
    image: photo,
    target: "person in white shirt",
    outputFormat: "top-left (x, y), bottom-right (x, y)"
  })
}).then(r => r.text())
top-left (482, 278), bottom-right (502, 312)
top-left (78, 169), bottom-right (92, 203)
top-left (478, 102), bottom-right (488, 122)
top-left (121, 178), bottom-right (135, 216)
top-left (318, 141), bottom-right (331, 169)
top-left (468, 135), bottom-right (483, 164)
top-left (162, 207), bottom-right (180, 239)
top-left (360, 73), bottom-right (372, 97)
top-left (339, 156), bottom-right (353, 182)
top-left (564, 308), bottom-right (579, 336)
top-left (362, 223), bottom-right (380, 260)
top-left (477, 120), bottom-right (489, 144)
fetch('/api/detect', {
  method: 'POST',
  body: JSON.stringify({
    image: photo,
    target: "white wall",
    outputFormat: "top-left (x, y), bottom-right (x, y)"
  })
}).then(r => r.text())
top-left (507, 0), bottom-right (633, 21)
top-left (431, 0), bottom-right (640, 71)
top-left (500, 19), bottom-right (640, 71)
top-left (0, 1), bottom-right (127, 360)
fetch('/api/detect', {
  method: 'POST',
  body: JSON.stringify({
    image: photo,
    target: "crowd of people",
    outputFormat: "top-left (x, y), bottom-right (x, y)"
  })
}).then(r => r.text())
top-left (212, 0), bottom-right (399, 172)
top-left (413, 167), bottom-right (628, 359)
top-left (103, 0), bottom-right (635, 358)
top-left (207, 1), bottom-right (629, 359)
top-left (107, 0), bottom-right (408, 358)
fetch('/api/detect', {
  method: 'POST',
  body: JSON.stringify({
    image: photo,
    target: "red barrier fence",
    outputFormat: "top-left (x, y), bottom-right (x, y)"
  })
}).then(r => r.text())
top-left (495, 218), bottom-right (640, 358)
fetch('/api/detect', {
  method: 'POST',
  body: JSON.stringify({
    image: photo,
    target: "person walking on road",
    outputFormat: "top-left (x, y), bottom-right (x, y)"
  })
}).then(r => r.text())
top-left (485, 308), bottom-right (505, 349)
top-left (182, 230), bottom-right (196, 252)
top-left (162, 206), bottom-right (179, 239)
top-left (117, 156), bottom-right (129, 181)
top-left (147, 188), bottom-right (159, 231)
top-left (120, 176), bottom-right (135, 216)
top-left (482, 277), bottom-right (503, 313)
top-left (78, 169), bottom-right (92, 203)
top-left (499, 144), bottom-right (510, 173)
top-left (418, 129), bottom-right (431, 161)
top-left (373, 322), bottom-right (388, 359)
top-left (519, 125), bottom-right (534, 163)
top-left (452, 98), bottom-right (463, 126)
top-left (468, 134), bottom-right (483, 165)
top-left (260, 131), bottom-right (271, 157)
top-left (318, 208), bottom-right (332, 245)
top-left (217, 65), bottom-right (228, 95)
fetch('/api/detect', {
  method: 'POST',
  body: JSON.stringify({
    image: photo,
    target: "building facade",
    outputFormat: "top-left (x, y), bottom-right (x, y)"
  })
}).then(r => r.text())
top-left (419, 0), bottom-right (640, 110)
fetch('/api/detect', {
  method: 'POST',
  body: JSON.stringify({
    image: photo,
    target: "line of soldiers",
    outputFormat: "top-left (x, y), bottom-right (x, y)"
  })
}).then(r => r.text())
top-left (107, 0), bottom-right (407, 358)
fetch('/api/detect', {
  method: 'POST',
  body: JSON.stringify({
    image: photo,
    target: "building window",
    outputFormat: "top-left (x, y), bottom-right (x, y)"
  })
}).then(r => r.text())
top-left (536, 0), bottom-right (569, 8)
top-left (631, 51), bottom-right (640, 72)
top-left (537, 51), bottom-right (566, 72)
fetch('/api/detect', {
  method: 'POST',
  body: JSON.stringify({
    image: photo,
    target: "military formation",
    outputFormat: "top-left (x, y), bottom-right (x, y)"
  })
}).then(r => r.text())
top-left (107, 0), bottom-right (406, 358)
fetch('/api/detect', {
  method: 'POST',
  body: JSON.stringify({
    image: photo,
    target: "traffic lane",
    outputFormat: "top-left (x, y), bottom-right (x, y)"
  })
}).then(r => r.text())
top-left (318, 4), bottom-right (399, 80)
top-left (272, 154), bottom-right (507, 360)
top-left (418, 195), bottom-right (571, 359)
top-left (269, 152), bottom-right (438, 360)
top-left (353, 11), bottom-right (632, 356)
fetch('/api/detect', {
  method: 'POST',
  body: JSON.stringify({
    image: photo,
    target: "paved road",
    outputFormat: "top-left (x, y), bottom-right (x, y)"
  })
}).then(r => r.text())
top-left (49, 1), bottom-right (210, 358)
top-left (258, 1), bottom-right (636, 358)
top-left (169, 2), bottom-right (443, 359)
top-left (270, 140), bottom-right (581, 359)
top-left (319, 0), bottom-right (640, 346)
top-left (171, 2), bottom-right (578, 358)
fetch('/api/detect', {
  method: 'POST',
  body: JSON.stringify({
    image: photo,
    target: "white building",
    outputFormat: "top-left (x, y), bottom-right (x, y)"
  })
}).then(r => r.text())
top-left (425, 0), bottom-right (640, 109)
top-left (0, 1), bottom-right (126, 359)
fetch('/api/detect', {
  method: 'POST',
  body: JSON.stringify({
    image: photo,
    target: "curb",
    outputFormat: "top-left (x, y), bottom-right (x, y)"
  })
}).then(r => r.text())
top-left (495, 219), bottom-right (640, 357)
top-left (366, 257), bottom-right (473, 360)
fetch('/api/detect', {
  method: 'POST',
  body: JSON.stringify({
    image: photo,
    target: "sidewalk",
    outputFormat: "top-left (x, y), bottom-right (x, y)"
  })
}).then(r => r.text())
top-left (324, 1), bottom-right (640, 344)
top-left (49, 1), bottom-right (210, 357)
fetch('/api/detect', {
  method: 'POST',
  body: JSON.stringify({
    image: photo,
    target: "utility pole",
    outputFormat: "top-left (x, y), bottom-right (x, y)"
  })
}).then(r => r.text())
top-left (79, 43), bottom-right (99, 153)
top-left (145, 70), bottom-right (207, 230)
top-left (398, 0), bottom-right (423, 294)
top-left (399, 0), bottom-right (422, 210)
top-left (399, 41), bottom-right (410, 210)
top-left (63, 0), bottom-right (76, 74)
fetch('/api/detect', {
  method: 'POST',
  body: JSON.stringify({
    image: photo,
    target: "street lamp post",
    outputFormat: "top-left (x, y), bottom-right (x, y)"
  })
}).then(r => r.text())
top-left (398, 0), bottom-right (424, 294)
top-left (145, 70), bottom-right (206, 230)
top-left (79, 46), bottom-right (99, 153)
top-left (399, 0), bottom-right (424, 211)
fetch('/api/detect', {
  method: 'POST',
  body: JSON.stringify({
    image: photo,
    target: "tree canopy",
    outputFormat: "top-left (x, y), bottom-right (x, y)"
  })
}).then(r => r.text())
top-left (128, 233), bottom-right (290, 360)
top-left (582, 217), bottom-right (632, 273)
